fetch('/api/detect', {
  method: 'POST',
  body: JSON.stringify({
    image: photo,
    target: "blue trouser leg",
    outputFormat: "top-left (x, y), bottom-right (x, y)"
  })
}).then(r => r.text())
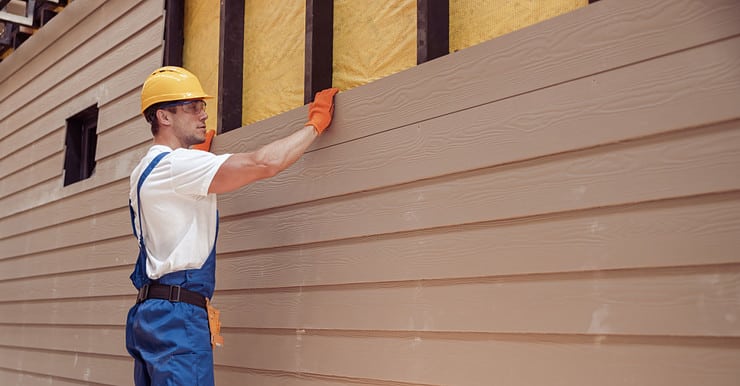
top-left (126, 300), bottom-right (214, 386)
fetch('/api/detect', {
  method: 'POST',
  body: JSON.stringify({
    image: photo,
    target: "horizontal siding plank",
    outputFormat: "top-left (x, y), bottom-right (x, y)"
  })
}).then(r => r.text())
top-left (218, 35), bottom-right (740, 216)
top-left (3, 193), bottom-right (740, 299)
top-left (0, 209), bottom-right (130, 260)
top-left (97, 88), bottom-right (145, 135)
top-left (96, 116), bottom-right (154, 162)
top-left (211, 266), bottom-right (740, 337)
top-left (216, 122), bottom-right (740, 254)
top-left (0, 325), bottom-right (125, 357)
top-left (0, 152), bottom-right (63, 199)
top-left (0, 268), bottom-right (132, 302)
top-left (0, 0), bottom-right (159, 132)
top-left (321, 0), bottom-right (740, 149)
top-left (216, 193), bottom-right (740, 289)
top-left (0, 237), bottom-right (135, 281)
top-left (2, 120), bottom-right (739, 262)
top-left (214, 331), bottom-right (740, 386)
top-left (5, 27), bottom-right (739, 230)
top-left (0, 347), bottom-right (130, 385)
top-left (0, 266), bottom-right (737, 338)
top-left (5, 192), bottom-right (740, 301)
top-left (0, 368), bottom-right (93, 386)
top-left (0, 128), bottom-right (63, 180)
top-left (0, 298), bottom-right (131, 325)
top-left (0, 180), bottom-right (129, 240)
top-left (214, 0), bottom-right (740, 160)
top-left (0, 0), bottom-right (105, 86)
top-left (0, 124), bottom-right (149, 220)
top-left (214, 367), bottom-right (391, 386)
top-left (0, 22), bottom-right (163, 162)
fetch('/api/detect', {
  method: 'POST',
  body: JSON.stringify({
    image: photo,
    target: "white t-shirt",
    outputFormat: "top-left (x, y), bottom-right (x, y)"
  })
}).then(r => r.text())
top-left (129, 145), bottom-right (232, 279)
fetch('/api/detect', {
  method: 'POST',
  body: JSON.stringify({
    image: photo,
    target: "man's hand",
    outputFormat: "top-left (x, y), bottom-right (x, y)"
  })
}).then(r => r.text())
top-left (191, 129), bottom-right (215, 152)
top-left (306, 88), bottom-right (339, 135)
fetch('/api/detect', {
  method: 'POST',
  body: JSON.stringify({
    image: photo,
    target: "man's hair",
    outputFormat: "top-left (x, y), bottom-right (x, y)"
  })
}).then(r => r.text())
top-left (143, 103), bottom-right (177, 136)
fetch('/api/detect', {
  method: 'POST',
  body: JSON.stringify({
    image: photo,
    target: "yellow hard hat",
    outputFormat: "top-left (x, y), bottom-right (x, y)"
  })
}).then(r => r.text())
top-left (140, 66), bottom-right (213, 114)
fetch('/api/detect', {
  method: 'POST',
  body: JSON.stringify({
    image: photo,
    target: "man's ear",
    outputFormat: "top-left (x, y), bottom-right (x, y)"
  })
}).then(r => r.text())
top-left (156, 109), bottom-right (172, 127)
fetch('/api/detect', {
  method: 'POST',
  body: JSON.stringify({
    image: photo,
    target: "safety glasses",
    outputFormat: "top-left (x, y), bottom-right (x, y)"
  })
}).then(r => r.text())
top-left (160, 100), bottom-right (207, 114)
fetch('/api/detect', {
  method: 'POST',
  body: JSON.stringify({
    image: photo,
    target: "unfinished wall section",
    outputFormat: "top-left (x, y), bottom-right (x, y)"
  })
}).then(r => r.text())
top-left (210, 0), bottom-right (740, 384)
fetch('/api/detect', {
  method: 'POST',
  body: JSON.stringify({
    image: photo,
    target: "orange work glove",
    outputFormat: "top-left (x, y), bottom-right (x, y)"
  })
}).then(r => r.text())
top-left (306, 87), bottom-right (339, 135)
top-left (191, 129), bottom-right (215, 152)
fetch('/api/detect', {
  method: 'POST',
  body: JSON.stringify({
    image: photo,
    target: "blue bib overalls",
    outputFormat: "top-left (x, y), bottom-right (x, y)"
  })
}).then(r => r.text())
top-left (125, 152), bottom-right (218, 386)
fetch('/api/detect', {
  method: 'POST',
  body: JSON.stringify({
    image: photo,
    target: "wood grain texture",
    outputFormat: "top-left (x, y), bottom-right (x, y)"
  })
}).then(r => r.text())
top-left (0, 0), bottom-right (106, 86)
top-left (0, 22), bottom-right (163, 157)
top-left (0, 368), bottom-right (95, 386)
top-left (213, 331), bottom-right (740, 386)
top-left (216, 122), bottom-right (740, 254)
top-left (1, 0), bottom-right (740, 385)
top-left (217, 35), bottom-right (740, 216)
top-left (0, 0), bottom-right (157, 126)
top-left (215, 193), bottom-right (740, 289)
top-left (0, 347), bottom-right (130, 385)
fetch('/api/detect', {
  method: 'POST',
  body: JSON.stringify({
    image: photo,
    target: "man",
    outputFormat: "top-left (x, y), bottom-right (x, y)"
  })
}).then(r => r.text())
top-left (125, 66), bottom-right (338, 385)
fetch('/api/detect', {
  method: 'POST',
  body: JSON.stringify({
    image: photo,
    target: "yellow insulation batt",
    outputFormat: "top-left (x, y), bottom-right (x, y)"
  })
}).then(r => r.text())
top-left (450, 0), bottom-right (589, 52)
top-left (183, 0), bottom-right (220, 132)
top-left (333, 0), bottom-right (416, 91)
top-left (242, 0), bottom-right (306, 125)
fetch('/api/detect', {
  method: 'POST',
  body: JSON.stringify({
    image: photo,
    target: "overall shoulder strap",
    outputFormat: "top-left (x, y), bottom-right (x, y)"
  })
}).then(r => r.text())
top-left (132, 152), bottom-right (170, 244)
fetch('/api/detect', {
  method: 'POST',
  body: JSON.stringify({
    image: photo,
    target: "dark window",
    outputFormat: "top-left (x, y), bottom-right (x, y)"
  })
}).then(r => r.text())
top-left (63, 105), bottom-right (99, 186)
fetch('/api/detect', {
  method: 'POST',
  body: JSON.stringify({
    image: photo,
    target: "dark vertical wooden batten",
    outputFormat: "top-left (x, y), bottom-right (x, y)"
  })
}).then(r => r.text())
top-left (417, 0), bottom-right (449, 64)
top-left (304, 0), bottom-right (333, 104)
top-left (163, 0), bottom-right (184, 66)
top-left (218, 0), bottom-right (245, 133)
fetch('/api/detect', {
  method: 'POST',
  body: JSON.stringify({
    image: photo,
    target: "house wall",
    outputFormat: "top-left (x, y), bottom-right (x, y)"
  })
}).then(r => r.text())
top-left (1, 0), bottom-right (739, 385)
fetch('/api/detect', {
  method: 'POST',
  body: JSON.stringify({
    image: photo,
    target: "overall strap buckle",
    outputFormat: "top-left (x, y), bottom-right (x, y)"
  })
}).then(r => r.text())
top-left (136, 284), bottom-right (150, 304)
top-left (169, 285), bottom-right (182, 302)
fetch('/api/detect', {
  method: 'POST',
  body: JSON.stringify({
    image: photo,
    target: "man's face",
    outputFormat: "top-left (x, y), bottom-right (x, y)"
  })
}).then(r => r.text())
top-left (167, 100), bottom-right (208, 147)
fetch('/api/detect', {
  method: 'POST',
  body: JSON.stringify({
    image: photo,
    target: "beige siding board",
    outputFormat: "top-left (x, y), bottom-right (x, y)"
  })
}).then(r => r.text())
top-left (0, 54), bottom-right (160, 215)
top-left (4, 120), bottom-right (739, 262)
top-left (214, 331), bottom-right (740, 386)
top-left (217, 193), bottom-right (740, 289)
top-left (0, 0), bottom-right (105, 86)
top-left (212, 266), bottom-right (740, 337)
top-left (0, 267), bottom-right (131, 302)
top-left (0, 0), bottom-right (159, 132)
top-left (0, 237), bottom-right (135, 281)
top-left (0, 297), bottom-right (131, 325)
top-left (0, 180), bottom-right (129, 240)
top-left (0, 347), bottom-right (130, 385)
top-left (214, 0), bottom-right (740, 157)
top-left (214, 367), bottom-right (389, 386)
top-left (217, 123), bottom-right (740, 254)
top-left (0, 127), bottom-right (149, 220)
top-left (97, 87), bottom-right (145, 134)
top-left (218, 35), bottom-right (740, 216)
top-left (0, 209), bottom-right (130, 260)
top-left (0, 23), bottom-right (163, 159)
top-left (5, 195), bottom-right (740, 302)
top-left (0, 127), bottom-right (63, 180)
top-left (0, 325), bottom-right (125, 357)
top-left (0, 369), bottom-right (93, 386)
top-left (0, 152), bottom-right (63, 199)
top-left (96, 116), bottom-right (154, 161)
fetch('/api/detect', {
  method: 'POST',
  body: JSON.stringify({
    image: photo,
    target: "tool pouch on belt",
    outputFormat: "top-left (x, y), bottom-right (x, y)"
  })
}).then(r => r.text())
top-left (206, 298), bottom-right (224, 349)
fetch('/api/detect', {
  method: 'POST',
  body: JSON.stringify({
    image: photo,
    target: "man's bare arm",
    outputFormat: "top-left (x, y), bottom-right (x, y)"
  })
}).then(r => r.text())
top-left (208, 125), bottom-right (318, 194)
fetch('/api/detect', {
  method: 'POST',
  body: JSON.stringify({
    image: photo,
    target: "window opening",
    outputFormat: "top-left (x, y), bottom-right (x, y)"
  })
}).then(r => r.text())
top-left (63, 104), bottom-right (99, 186)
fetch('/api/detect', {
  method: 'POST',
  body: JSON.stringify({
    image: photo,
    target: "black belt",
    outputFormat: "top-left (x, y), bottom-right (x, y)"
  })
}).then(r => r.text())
top-left (136, 283), bottom-right (207, 309)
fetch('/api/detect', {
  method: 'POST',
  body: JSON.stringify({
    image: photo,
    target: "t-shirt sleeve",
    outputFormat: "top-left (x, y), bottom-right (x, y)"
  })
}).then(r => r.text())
top-left (169, 149), bottom-right (232, 196)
